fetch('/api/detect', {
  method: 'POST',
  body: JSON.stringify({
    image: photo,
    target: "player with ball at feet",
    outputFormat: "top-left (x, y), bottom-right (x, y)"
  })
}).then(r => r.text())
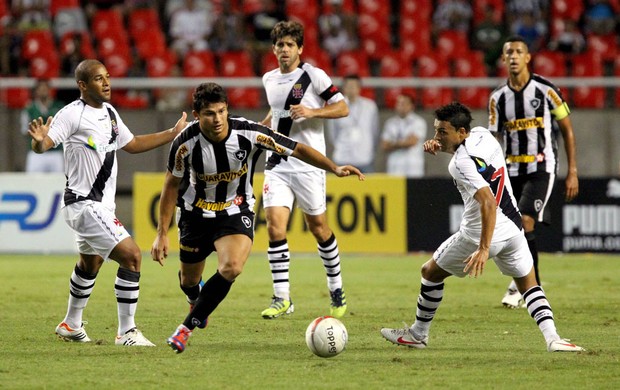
top-left (380, 102), bottom-right (584, 353)
top-left (151, 83), bottom-right (364, 353)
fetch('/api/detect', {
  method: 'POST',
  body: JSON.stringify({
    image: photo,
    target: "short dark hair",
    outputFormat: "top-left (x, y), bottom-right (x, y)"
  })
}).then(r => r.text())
top-left (75, 59), bottom-right (103, 83)
top-left (271, 20), bottom-right (304, 47)
top-left (435, 102), bottom-right (473, 132)
top-left (503, 35), bottom-right (529, 51)
top-left (192, 83), bottom-right (228, 112)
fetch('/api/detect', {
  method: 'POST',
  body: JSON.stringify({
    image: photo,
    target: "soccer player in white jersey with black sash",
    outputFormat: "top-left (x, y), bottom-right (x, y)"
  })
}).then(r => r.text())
top-left (381, 102), bottom-right (584, 353)
top-left (259, 20), bottom-right (351, 320)
top-left (28, 59), bottom-right (188, 346)
top-left (150, 83), bottom-right (363, 353)
top-left (489, 36), bottom-right (579, 308)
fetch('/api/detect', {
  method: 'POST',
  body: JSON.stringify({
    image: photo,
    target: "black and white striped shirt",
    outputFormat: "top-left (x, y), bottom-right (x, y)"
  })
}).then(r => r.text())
top-left (488, 73), bottom-right (570, 176)
top-left (168, 116), bottom-right (297, 218)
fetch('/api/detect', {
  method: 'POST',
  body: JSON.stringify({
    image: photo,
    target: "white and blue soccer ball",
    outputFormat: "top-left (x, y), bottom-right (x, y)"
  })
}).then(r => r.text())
top-left (305, 316), bottom-right (348, 358)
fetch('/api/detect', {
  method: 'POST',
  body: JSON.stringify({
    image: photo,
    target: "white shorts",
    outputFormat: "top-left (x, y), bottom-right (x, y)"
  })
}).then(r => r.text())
top-left (433, 231), bottom-right (533, 278)
top-left (62, 200), bottom-right (131, 259)
top-left (262, 170), bottom-right (326, 215)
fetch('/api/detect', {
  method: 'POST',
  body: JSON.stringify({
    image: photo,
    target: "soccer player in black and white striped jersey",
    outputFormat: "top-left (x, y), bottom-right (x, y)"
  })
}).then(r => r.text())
top-left (151, 83), bottom-right (364, 353)
top-left (28, 59), bottom-right (188, 346)
top-left (259, 20), bottom-right (351, 320)
top-left (488, 36), bottom-right (579, 308)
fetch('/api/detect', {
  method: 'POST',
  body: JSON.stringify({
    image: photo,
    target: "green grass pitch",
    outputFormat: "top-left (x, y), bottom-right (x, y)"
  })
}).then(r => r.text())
top-left (0, 252), bottom-right (618, 389)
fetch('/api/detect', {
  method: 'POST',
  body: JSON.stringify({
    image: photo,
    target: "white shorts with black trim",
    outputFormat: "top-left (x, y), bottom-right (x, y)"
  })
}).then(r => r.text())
top-left (62, 200), bottom-right (131, 259)
top-left (433, 231), bottom-right (533, 278)
top-left (262, 170), bottom-right (326, 215)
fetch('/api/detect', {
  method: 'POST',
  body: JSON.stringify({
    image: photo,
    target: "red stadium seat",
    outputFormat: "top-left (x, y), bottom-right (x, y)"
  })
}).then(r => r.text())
top-left (128, 8), bottom-right (160, 40)
top-left (303, 50), bottom-right (333, 75)
top-left (473, 0), bottom-right (504, 24)
top-left (358, 0), bottom-right (390, 16)
top-left (146, 55), bottom-right (174, 78)
top-left (321, 0), bottom-right (356, 13)
top-left (183, 51), bottom-right (217, 77)
top-left (358, 13), bottom-right (392, 60)
top-left (60, 32), bottom-right (96, 58)
top-left (0, 87), bottom-right (30, 109)
top-left (400, 0), bottom-right (432, 19)
top-left (91, 9), bottom-right (124, 40)
top-left (416, 54), bottom-right (453, 108)
top-left (134, 30), bottom-right (167, 60)
top-left (103, 53), bottom-right (131, 77)
top-left (586, 34), bottom-right (618, 63)
top-left (219, 51), bottom-right (256, 77)
top-left (29, 55), bottom-right (60, 78)
top-left (436, 30), bottom-right (471, 61)
top-left (112, 90), bottom-right (149, 109)
top-left (261, 52), bottom-right (279, 75)
top-left (453, 52), bottom-right (489, 108)
top-left (286, 0), bottom-right (318, 26)
top-left (96, 31), bottom-right (131, 60)
top-left (21, 30), bottom-right (56, 60)
top-left (379, 51), bottom-right (415, 108)
top-left (219, 51), bottom-right (260, 109)
top-left (570, 53), bottom-right (605, 108)
top-left (551, 0), bottom-right (583, 21)
top-left (50, 0), bottom-right (80, 16)
top-left (532, 51), bottom-right (567, 77)
top-left (335, 51), bottom-right (370, 77)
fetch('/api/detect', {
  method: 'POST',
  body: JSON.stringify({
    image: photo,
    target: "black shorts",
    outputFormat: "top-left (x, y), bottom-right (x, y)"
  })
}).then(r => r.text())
top-left (178, 210), bottom-right (255, 264)
top-left (509, 172), bottom-right (555, 225)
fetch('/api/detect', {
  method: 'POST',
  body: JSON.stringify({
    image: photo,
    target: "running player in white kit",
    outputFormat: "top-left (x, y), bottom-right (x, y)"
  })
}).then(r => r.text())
top-left (380, 102), bottom-right (584, 352)
top-left (28, 59), bottom-right (188, 346)
top-left (260, 20), bottom-right (350, 319)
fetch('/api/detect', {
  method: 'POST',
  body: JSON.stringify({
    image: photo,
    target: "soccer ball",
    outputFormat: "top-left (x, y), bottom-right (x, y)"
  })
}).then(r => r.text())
top-left (305, 316), bottom-right (348, 358)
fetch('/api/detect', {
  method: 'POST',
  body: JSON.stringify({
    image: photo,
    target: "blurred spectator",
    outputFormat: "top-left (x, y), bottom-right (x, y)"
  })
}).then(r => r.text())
top-left (60, 33), bottom-right (87, 76)
top-left (506, 0), bottom-right (549, 27)
top-left (20, 79), bottom-right (65, 172)
top-left (318, 0), bottom-right (358, 61)
top-left (156, 65), bottom-right (188, 111)
top-left (164, 0), bottom-right (211, 20)
top-left (52, 4), bottom-right (87, 39)
top-left (513, 11), bottom-right (546, 52)
top-left (12, 0), bottom-right (51, 31)
top-left (432, 0), bottom-right (473, 38)
top-left (0, 19), bottom-right (23, 76)
top-left (471, 5), bottom-right (507, 75)
top-left (168, 0), bottom-right (214, 57)
top-left (584, 0), bottom-right (617, 35)
top-left (245, 0), bottom-right (286, 62)
top-left (548, 19), bottom-right (586, 54)
top-left (381, 94), bottom-right (427, 178)
top-left (210, 1), bottom-right (246, 53)
top-left (327, 74), bottom-right (379, 173)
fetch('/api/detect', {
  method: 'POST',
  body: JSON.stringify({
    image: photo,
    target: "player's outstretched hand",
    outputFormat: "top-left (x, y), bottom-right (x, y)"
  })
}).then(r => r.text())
top-left (172, 111), bottom-right (189, 135)
top-left (28, 116), bottom-right (52, 142)
top-left (150, 235), bottom-right (169, 267)
top-left (423, 139), bottom-right (441, 155)
top-left (334, 165), bottom-right (365, 180)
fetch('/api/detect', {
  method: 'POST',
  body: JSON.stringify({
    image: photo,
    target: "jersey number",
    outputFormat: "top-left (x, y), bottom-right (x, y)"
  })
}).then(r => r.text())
top-left (490, 166), bottom-right (505, 206)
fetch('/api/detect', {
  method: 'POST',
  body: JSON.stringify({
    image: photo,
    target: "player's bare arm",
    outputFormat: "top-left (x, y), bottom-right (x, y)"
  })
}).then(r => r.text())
top-left (151, 171), bottom-right (181, 266)
top-left (123, 112), bottom-right (188, 154)
top-left (292, 143), bottom-right (365, 180)
top-left (463, 187), bottom-right (496, 278)
top-left (557, 116), bottom-right (579, 201)
top-left (28, 116), bottom-right (55, 153)
top-left (289, 99), bottom-right (348, 121)
top-left (260, 110), bottom-right (272, 127)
